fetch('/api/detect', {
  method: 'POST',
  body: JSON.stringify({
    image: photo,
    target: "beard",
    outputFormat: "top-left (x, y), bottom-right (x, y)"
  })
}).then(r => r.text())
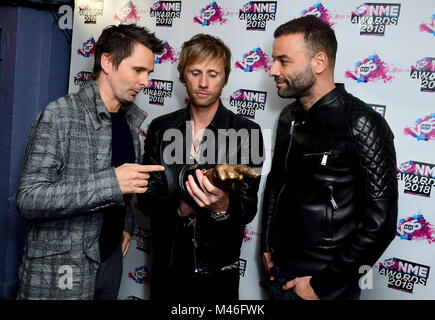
top-left (275, 64), bottom-right (315, 99)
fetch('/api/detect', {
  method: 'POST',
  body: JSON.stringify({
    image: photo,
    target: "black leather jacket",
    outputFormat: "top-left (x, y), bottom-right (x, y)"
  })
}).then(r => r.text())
top-left (261, 84), bottom-right (398, 299)
top-left (138, 101), bottom-right (263, 293)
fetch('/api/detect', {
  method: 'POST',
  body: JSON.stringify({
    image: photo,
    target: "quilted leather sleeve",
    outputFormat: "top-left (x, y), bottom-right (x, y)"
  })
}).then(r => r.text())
top-left (310, 107), bottom-right (398, 299)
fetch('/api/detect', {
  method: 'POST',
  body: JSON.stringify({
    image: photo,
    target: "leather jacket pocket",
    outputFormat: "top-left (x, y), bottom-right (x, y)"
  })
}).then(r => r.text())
top-left (325, 184), bottom-right (338, 238)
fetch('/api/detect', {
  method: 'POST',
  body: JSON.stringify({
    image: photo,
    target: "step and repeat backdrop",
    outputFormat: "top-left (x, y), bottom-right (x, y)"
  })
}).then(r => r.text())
top-left (68, 0), bottom-right (435, 300)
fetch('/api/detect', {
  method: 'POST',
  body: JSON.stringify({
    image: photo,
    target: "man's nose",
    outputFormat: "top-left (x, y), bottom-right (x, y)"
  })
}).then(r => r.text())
top-left (199, 74), bottom-right (208, 88)
top-left (269, 61), bottom-right (279, 77)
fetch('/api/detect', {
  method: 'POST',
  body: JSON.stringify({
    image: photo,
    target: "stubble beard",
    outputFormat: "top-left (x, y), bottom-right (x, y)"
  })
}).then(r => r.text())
top-left (276, 66), bottom-right (315, 99)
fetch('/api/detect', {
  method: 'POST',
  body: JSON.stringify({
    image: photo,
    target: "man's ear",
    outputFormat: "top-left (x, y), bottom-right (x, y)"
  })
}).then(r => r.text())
top-left (100, 53), bottom-right (113, 75)
top-left (311, 51), bottom-right (328, 74)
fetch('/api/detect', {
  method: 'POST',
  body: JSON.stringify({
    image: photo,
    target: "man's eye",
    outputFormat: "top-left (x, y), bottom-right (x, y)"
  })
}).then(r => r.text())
top-left (210, 74), bottom-right (217, 78)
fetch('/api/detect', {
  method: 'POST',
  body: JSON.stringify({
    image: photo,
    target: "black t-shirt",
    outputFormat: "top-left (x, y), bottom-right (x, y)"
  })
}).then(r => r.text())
top-left (98, 111), bottom-right (135, 262)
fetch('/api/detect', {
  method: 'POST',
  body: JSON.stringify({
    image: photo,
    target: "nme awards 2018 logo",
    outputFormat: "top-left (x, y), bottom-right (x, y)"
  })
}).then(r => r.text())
top-left (351, 3), bottom-right (401, 36)
top-left (239, 1), bottom-right (277, 31)
top-left (150, 1), bottom-right (181, 27)
top-left (133, 227), bottom-right (152, 253)
top-left (74, 71), bottom-right (92, 86)
top-left (397, 212), bottom-right (435, 243)
top-left (235, 47), bottom-right (271, 72)
top-left (302, 2), bottom-right (335, 26)
top-left (378, 258), bottom-right (430, 293)
top-left (194, 1), bottom-right (228, 26)
top-left (230, 89), bottom-right (267, 118)
top-left (420, 14), bottom-right (435, 37)
top-left (410, 57), bottom-right (435, 92)
top-left (77, 37), bottom-right (96, 58)
top-left (78, 0), bottom-right (104, 24)
top-left (345, 54), bottom-right (393, 83)
top-left (404, 114), bottom-right (435, 141)
top-left (114, 1), bottom-right (140, 23)
top-left (397, 160), bottom-right (435, 197)
top-left (143, 79), bottom-right (173, 106)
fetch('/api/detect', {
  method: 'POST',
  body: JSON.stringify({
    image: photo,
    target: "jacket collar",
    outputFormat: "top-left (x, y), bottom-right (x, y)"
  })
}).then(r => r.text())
top-left (306, 83), bottom-right (346, 113)
top-left (78, 79), bottom-right (147, 130)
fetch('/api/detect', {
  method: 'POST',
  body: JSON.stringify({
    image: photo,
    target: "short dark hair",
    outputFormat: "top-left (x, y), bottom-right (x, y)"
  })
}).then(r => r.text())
top-left (274, 16), bottom-right (337, 66)
top-left (177, 34), bottom-right (231, 84)
top-left (92, 23), bottom-right (164, 79)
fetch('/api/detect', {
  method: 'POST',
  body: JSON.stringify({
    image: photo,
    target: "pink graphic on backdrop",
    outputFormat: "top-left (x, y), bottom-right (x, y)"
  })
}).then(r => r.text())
top-left (243, 227), bottom-right (258, 243)
top-left (155, 41), bottom-right (178, 64)
top-left (404, 114), bottom-right (435, 141)
top-left (397, 213), bottom-right (435, 243)
top-left (397, 160), bottom-right (417, 174)
top-left (128, 265), bottom-right (150, 284)
top-left (345, 54), bottom-right (393, 83)
top-left (302, 2), bottom-right (335, 26)
top-left (412, 57), bottom-right (435, 72)
top-left (194, 1), bottom-right (228, 26)
top-left (419, 14), bottom-right (435, 36)
top-left (235, 47), bottom-right (271, 72)
top-left (114, 1), bottom-right (140, 23)
top-left (77, 37), bottom-right (96, 58)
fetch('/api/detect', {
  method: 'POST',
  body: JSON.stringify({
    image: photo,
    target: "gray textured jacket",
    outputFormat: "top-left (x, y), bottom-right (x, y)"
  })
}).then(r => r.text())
top-left (16, 80), bottom-right (147, 299)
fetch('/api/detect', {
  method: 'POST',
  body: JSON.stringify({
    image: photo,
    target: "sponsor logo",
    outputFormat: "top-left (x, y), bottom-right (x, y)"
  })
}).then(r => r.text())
top-left (410, 57), bottom-right (435, 92)
top-left (114, 1), bottom-right (140, 23)
top-left (351, 3), bottom-right (401, 36)
top-left (397, 212), bottom-right (435, 243)
top-left (230, 89), bottom-right (267, 118)
top-left (150, 1), bottom-right (181, 27)
top-left (378, 258), bottom-right (430, 293)
top-left (77, 37), bottom-right (96, 58)
top-left (420, 14), bottom-right (435, 37)
top-left (239, 1), bottom-right (277, 31)
top-left (194, 1), bottom-right (228, 26)
top-left (155, 41), bottom-right (178, 64)
top-left (397, 160), bottom-right (435, 197)
top-left (404, 113), bottom-right (435, 141)
top-left (143, 79), bottom-right (173, 106)
top-left (235, 47), bottom-right (271, 72)
top-left (133, 227), bottom-right (152, 254)
top-left (302, 2), bottom-right (335, 26)
top-left (78, 0), bottom-right (104, 24)
top-left (367, 103), bottom-right (386, 117)
top-left (73, 71), bottom-right (92, 86)
top-left (239, 258), bottom-right (247, 277)
top-left (345, 54), bottom-right (393, 83)
top-left (128, 265), bottom-right (150, 284)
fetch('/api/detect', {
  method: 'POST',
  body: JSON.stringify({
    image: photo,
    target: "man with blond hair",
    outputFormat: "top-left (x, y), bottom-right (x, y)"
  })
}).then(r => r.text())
top-left (139, 34), bottom-right (263, 301)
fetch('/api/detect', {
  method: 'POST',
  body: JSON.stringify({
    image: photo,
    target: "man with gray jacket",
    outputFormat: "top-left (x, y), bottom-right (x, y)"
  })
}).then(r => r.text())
top-left (16, 24), bottom-right (164, 300)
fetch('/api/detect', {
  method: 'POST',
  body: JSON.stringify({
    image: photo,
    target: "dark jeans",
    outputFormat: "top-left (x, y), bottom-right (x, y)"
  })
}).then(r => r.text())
top-left (93, 245), bottom-right (123, 300)
top-left (169, 268), bottom-right (240, 301)
top-left (265, 266), bottom-right (361, 300)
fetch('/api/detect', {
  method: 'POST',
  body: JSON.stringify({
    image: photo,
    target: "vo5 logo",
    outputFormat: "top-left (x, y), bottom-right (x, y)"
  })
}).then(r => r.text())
top-left (398, 219), bottom-right (422, 236)
top-left (350, 60), bottom-right (377, 79)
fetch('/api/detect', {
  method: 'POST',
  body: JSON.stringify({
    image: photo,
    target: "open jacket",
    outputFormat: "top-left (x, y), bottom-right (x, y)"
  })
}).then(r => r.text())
top-left (261, 84), bottom-right (398, 299)
top-left (138, 101), bottom-right (263, 297)
top-left (16, 80), bottom-right (146, 299)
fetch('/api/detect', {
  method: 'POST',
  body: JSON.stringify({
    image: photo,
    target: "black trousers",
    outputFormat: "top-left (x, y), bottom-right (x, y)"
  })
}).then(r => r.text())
top-left (93, 245), bottom-right (123, 300)
top-left (169, 269), bottom-right (240, 302)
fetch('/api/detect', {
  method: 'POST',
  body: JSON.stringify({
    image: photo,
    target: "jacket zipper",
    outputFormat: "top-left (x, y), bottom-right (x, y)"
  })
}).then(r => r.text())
top-left (326, 185), bottom-right (338, 236)
top-left (304, 152), bottom-right (331, 166)
top-left (269, 120), bottom-right (296, 250)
